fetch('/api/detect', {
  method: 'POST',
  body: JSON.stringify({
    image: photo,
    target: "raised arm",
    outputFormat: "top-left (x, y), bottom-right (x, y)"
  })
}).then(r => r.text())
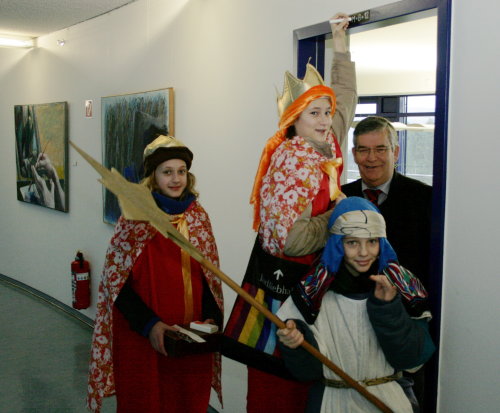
top-left (329, 12), bottom-right (357, 147)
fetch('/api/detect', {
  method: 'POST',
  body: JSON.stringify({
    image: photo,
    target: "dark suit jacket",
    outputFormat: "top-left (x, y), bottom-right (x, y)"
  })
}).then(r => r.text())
top-left (342, 173), bottom-right (432, 289)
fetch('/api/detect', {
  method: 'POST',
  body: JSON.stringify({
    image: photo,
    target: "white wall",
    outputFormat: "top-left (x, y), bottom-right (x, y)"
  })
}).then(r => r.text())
top-left (0, 0), bottom-right (499, 412)
top-left (438, 0), bottom-right (500, 411)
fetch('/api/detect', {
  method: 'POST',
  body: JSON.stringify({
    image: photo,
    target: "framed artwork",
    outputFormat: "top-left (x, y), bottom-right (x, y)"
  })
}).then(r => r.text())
top-left (101, 87), bottom-right (174, 225)
top-left (14, 102), bottom-right (69, 212)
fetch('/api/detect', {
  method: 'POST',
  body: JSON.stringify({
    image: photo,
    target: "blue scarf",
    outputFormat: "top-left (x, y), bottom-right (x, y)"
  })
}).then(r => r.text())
top-left (152, 191), bottom-right (195, 214)
top-left (292, 197), bottom-right (429, 324)
top-left (321, 197), bottom-right (397, 274)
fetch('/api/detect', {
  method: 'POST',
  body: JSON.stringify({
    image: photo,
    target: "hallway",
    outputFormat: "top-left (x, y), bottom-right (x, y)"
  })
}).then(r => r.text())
top-left (0, 274), bottom-right (223, 412)
top-left (0, 275), bottom-right (115, 412)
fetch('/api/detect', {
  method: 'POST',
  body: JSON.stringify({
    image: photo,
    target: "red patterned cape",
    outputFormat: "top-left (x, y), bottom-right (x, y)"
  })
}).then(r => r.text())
top-left (87, 200), bottom-right (223, 412)
top-left (258, 133), bottom-right (342, 256)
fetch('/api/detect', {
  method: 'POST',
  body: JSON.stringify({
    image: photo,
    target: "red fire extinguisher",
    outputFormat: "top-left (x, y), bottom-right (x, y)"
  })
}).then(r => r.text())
top-left (71, 251), bottom-right (91, 309)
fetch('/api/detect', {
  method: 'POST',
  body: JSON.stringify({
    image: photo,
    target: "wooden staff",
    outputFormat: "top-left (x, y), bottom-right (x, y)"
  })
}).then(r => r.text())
top-left (70, 141), bottom-right (393, 413)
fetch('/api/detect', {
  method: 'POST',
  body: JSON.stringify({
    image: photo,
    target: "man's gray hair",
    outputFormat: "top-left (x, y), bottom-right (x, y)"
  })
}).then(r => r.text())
top-left (353, 116), bottom-right (399, 149)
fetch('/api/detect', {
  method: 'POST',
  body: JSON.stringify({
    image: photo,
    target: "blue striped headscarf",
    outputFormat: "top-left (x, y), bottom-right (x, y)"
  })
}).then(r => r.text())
top-left (321, 196), bottom-right (397, 273)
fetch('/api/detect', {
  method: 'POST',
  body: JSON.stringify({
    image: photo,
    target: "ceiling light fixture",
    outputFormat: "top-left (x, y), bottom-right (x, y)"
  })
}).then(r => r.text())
top-left (57, 39), bottom-right (66, 46)
top-left (0, 35), bottom-right (35, 48)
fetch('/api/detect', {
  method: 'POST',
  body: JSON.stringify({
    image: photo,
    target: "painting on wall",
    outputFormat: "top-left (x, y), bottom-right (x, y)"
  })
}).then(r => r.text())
top-left (14, 102), bottom-right (69, 212)
top-left (102, 87), bottom-right (174, 225)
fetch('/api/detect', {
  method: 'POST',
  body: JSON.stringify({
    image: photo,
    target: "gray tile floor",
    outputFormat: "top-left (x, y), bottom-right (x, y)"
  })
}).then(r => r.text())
top-left (0, 278), bottom-right (113, 413)
top-left (0, 277), bottom-right (220, 413)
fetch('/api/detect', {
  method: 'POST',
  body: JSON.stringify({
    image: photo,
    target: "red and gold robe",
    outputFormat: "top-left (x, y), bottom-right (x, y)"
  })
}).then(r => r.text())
top-left (87, 200), bottom-right (223, 412)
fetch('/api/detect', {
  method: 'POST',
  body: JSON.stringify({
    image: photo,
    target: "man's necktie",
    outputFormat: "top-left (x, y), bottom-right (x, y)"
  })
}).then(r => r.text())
top-left (364, 189), bottom-right (382, 207)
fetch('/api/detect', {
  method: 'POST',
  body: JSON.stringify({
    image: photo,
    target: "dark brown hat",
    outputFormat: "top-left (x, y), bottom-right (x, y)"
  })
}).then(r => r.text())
top-left (143, 135), bottom-right (193, 176)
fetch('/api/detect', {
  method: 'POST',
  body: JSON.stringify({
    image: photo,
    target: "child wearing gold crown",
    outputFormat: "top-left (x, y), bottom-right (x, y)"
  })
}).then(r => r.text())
top-left (87, 131), bottom-right (223, 413)
top-left (223, 13), bottom-right (357, 413)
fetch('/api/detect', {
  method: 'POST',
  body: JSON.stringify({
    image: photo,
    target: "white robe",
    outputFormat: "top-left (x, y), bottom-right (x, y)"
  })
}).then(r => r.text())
top-left (278, 292), bottom-right (413, 413)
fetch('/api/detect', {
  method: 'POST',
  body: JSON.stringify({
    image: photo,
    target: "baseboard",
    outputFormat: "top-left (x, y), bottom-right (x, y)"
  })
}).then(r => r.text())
top-left (0, 273), bottom-right (94, 329)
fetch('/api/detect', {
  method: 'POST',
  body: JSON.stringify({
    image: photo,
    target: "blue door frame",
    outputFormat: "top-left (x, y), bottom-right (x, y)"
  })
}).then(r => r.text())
top-left (294, 1), bottom-right (452, 411)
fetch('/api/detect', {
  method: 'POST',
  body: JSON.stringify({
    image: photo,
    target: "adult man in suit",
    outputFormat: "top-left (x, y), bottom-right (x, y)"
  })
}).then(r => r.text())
top-left (342, 116), bottom-right (432, 288)
top-left (342, 116), bottom-right (432, 409)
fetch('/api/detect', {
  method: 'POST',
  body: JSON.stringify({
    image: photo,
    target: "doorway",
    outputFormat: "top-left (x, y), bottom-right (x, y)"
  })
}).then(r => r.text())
top-left (293, 1), bottom-right (451, 411)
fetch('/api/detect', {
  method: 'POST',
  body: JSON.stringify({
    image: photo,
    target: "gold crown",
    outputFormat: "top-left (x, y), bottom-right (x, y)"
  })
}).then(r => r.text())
top-left (277, 63), bottom-right (325, 117)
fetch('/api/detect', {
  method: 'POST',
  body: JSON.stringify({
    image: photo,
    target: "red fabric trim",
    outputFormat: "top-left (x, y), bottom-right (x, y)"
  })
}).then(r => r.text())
top-left (247, 367), bottom-right (311, 413)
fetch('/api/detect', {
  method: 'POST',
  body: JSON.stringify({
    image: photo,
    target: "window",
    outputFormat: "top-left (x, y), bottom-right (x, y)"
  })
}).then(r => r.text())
top-left (346, 95), bottom-right (435, 185)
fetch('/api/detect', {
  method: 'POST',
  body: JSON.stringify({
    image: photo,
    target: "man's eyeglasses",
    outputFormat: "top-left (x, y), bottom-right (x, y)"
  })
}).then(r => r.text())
top-left (354, 146), bottom-right (391, 156)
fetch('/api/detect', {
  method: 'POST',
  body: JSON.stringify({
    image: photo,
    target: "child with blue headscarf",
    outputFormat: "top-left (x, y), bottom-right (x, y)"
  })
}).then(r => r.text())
top-left (276, 197), bottom-right (435, 413)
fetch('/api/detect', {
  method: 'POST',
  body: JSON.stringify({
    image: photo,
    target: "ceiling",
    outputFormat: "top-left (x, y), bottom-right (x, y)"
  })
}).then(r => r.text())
top-left (0, 0), bottom-right (137, 38)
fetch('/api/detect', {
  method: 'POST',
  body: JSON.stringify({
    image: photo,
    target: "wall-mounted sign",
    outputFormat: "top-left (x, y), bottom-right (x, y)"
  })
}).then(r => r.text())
top-left (85, 100), bottom-right (93, 118)
top-left (349, 10), bottom-right (371, 27)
